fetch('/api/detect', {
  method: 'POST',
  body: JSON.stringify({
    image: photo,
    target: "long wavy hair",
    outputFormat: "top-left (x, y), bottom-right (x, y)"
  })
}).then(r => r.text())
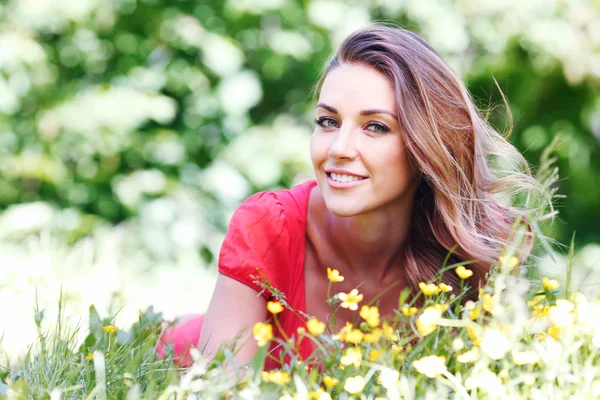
top-left (313, 25), bottom-right (539, 300)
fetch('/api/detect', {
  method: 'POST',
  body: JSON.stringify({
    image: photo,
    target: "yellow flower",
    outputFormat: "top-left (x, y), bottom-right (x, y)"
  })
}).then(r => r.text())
top-left (416, 306), bottom-right (442, 336)
top-left (310, 389), bottom-right (332, 400)
top-left (511, 350), bottom-right (539, 365)
top-left (85, 353), bottom-right (94, 360)
top-left (338, 289), bottom-right (363, 310)
top-left (102, 325), bottom-right (118, 334)
top-left (327, 267), bottom-right (345, 283)
top-left (527, 295), bottom-right (545, 307)
top-left (363, 328), bottom-right (383, 343)
top-left (467, 326), bottom-right (481, 346)
top-left (322, 375), bottom-right (339, 389)
top-left (344, 376), bottom-right (365, 395)
top-left (455, 265), bottom-right (473, 279)
top-left (262, 370), bottom-right (291, 385)
top-left (481, 293), bottom-right (494, 313)
top-left (439, 282), bottom-right (453, 293)
top-left (267, 301), bottom-right (284, 314)
top-left (457, 347), bottom-right (480, 363)
top-left (368, 349), bottom-right (381, 362)
top-left (499, 255), bottom-right (519, 269)
top-left (333, 322), bottom-right (353, 341)
top-left (542, 277), bottom-right (560, 291)
top-left (412, 355), bottom-right (447, 378)
top-left (548, 325), bottom-right (561, 339)
top-left (401, 306), bottom-right (419, 317)
top-left (253, 322), bottom-right (273, 347)
top-left (359, 305), bottom-right (380, 328)
top-left (344, 329), bottom-right (364, 344)
top-left (340, 347), bottom-right (363, 368)
top-left (306, 318), bottom-right (326, 335)
top-left (382, 321), bottom-right (399, 341)
top-left (419, 282), bottom-right (440, 296)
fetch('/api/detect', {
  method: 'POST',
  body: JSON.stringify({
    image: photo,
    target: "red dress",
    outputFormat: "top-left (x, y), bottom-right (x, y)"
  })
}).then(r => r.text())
top-left (157, 180), bottom-right (318, 369)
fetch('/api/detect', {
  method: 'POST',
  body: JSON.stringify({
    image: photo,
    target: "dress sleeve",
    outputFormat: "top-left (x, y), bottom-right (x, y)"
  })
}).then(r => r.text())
top-left (218, 191), bottom-right (290, 300)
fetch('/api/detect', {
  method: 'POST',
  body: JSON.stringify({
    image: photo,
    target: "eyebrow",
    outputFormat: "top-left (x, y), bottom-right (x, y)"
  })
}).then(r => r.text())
top-left (316, 103), bottom-right (398, 120)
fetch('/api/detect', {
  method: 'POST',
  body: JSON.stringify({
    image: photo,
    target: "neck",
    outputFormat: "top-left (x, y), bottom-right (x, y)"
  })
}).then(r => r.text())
top-left (325, 198), bottom-right (415, 283)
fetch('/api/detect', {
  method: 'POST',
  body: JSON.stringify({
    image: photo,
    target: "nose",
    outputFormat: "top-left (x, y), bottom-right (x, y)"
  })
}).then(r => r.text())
top-left (328, 128), bottom-right (358, 161)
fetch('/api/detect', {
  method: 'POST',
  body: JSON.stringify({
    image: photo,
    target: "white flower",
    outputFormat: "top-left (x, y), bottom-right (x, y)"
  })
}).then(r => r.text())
top-left (480, 329), bottom-right (510, 360)
top-left (412, 355), bottom-right (447, 378)
top-left (378, 368), bottom-right (400, 389)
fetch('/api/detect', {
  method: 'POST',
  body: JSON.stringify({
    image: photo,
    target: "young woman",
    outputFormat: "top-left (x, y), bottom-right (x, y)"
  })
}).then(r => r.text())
top-left (157, 24), bottom-right (536, 370)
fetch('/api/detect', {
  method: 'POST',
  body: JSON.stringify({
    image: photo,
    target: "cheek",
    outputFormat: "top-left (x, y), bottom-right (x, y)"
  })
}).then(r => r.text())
top-left (310, 133), bottom-right (328, 165)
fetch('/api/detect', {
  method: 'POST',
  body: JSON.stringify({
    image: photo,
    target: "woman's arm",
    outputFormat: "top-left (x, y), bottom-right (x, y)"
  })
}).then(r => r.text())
top-left (198, 274), bottom-right (267, 368)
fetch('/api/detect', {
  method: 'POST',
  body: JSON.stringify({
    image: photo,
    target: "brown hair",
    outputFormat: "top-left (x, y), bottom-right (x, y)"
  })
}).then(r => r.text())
top-left (313, 24), bottom-right (539, 301)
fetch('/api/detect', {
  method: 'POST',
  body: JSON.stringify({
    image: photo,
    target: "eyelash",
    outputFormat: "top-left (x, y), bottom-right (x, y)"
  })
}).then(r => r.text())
top-left (314, 117), bottom-right (391, 134)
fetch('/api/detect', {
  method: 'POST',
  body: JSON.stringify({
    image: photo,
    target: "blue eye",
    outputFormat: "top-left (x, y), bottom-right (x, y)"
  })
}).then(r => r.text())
top-left (315, 117), bottom-right (338, 129)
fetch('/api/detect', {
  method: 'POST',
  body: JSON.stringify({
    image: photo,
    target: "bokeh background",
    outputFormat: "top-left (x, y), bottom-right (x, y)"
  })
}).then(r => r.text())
top-left (0, 0), bottom-right (599, 362)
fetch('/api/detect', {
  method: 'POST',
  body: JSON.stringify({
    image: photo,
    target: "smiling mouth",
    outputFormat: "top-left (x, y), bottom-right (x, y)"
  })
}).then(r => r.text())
top-left (326, 172), bottom-right (368, 183)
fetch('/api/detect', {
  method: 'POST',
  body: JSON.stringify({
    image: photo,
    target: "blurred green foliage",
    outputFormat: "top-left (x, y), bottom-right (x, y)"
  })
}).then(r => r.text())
top-left (0, 0), bottom-right (598, 253)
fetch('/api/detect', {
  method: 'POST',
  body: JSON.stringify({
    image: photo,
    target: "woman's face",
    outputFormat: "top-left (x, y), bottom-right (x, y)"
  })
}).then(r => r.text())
top-left (310, 62), bottom-right (419, 217)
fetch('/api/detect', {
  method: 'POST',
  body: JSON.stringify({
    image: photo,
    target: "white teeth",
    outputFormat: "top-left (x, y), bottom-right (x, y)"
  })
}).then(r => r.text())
top-left (330, 172), bottom-right (363, 183)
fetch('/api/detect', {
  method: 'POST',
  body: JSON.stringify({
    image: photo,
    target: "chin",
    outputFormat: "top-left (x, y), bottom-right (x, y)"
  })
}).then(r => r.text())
top-left (323, 198), bottom-right (365, 217)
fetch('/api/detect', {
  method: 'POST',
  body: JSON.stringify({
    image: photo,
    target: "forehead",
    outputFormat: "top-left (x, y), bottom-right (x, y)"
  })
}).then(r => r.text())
top-left (318, 63), bottom-right (397, 113)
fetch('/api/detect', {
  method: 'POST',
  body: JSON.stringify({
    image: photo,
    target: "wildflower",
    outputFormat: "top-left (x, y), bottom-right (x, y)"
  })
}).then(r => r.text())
top-left (103, 325), bottom-right (118, 334)
top-left (467, 326), bottom-right (481, 346)
top-left (363, 328), bottom-right (383, 343)
top-left (511, 350), bottom-right (538, 365)
top-left (419, 282), bottom-right (440, 296)
top-left (413, 355), bottom-right (447, 378)
top-left (452, 338), bottom-right (465, 351)
top-left (548, 299), bottom-right (575, 329)
top-left (455, 265), bottom-right (473, 279)
top-left (360, 305), bottom-right (380, 327)
top-left (306, 318), bottom-right (326, 335)
top-left (322, 375), bottom-right (339, 389)
top-left (327, 267), bottom-right (344, 283)
top-left (85, 353), bottom-right (94, 360)
top-left (338, 289), bottom-right (363, 310)
top-left (542, 277), bottom-right (560, 291)
top-left (480, 329), bottom-right (510, 360)
top-left (378, 368), bottom-right (400, 389)
top-left (416, 306), bottom-right (442, 336)
top-left (310, 389), bottom-right (332, 400)
top-left (499, 255), bottom-right (519, 269)
top-left (262, 370), bottom-right (291, 385)
top-left (368, 349), bottom-right (381, 362)
top-left (465, 368), bottom-right (502, 391)
top-left (457, 347), bottom-right (480, 363)
top-left (253, 322), bottom-right (273, 347)
top-left (527, 295), bottom-right (545, 307)
top-left (382, 321), bottom-right (399, 341)
top-left (481, 293), bottom-right (494, 313)
top-left (267, 301), bottom-right (284, 314)
top-left (531, 304), bottom-right (550, 318)
top-left (344, 376), bottom-right (365, 395)
top-left (340, 347), bottom-right (363, 368)
top-left (439, 282), bottom-right (453, 293)
top-left (522, 374), bottom-right (536, 386)
top-left (344, 329), bottom-right (364, 344)
top-left (401, 306), bottom-right (419, 317)
top-left (333, 322), bottom-right (353, 341)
